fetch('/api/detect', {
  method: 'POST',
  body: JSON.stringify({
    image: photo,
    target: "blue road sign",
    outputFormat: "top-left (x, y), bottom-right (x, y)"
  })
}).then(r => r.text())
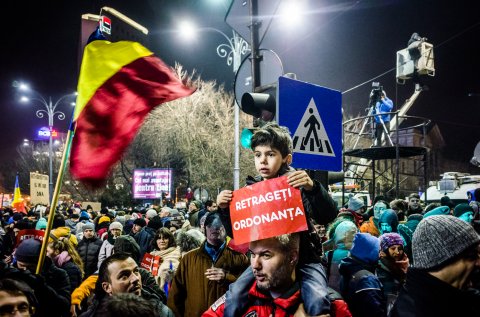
top-left (277, 76), bottom-right (342, 171)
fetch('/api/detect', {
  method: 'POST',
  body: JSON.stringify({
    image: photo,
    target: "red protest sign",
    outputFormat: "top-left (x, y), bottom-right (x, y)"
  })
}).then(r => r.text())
top-left (229, 176), bottom-right (308, 244)
top-left (15, 229), bottom-right (45, 247)
top-left (140, 253), bottom-right (161, 276)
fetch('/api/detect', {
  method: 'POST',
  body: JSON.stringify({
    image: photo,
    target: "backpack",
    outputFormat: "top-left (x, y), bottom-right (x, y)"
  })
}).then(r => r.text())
top-left (329, 287), bottom-right (353, 317)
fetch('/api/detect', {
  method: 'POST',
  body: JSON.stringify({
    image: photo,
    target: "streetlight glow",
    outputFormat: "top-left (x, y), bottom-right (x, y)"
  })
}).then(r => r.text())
top-left (278, 0), bottom-right (306, 27)
top-left (14, 82), bottom-right (76, 203)
top-left (178, 21), bottom-right (197, 41)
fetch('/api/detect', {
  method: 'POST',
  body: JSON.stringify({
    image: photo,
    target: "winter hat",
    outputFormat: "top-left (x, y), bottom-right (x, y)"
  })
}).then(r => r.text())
top-left (147, 216), bottom-right (163, 231)
top-left (378, 209), bottom-right (399, 232)
top-left (12, 213), bottom-right (24, 222)
top-left (453, 203), bottom-right (474, 218)
top-left (133, 218), bottom-right (147, 228)
top-left (440, 195), bottom-right (455, 209)
top-left (348, 196), bottom-right (364, 211)
top-left (192, 200), bottom-right (202, 210)
top-left (109, 221), bottom-right (123, 231)
top-left (423, 205), bottom-right (450, 218)
top-left (98, 216), bottom-right (110, 225)
top-left (333, 220), bottom-right (357, 249)
top-left (116, 215), bottom-right (126, 227)
top-left (35, 218), bottom-right (47, 230)
top-left (82, 223), bottom-right (95, 232)
top-left (379, 232), bottom-right (404, 253)
top-left (113, 235), bottom-right (141, 263)
top-left (350, 233), bottom-right (380, 265)
top-left (79, 211), bottom-right (90, 221)
top-left (412, 215), bottom-right (480, 269)
top-left (130, 213), bottom-right (141, 220)
top-left (146, 209), bottom-right (157, 219)
top-left (15, 238), bottom-right (42, 263)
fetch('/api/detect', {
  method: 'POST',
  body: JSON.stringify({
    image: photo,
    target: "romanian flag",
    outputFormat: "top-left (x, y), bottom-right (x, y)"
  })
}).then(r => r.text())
top-left (12, 174), bottom-right (26, 214)
top-left (70, 36), bottom-right (195, 187)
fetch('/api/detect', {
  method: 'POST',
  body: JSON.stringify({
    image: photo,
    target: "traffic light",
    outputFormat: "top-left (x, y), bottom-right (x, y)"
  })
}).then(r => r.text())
top-left (241, 91), bottom-right (276, 126)
top-left (240, 127), bottom-right (254, 149)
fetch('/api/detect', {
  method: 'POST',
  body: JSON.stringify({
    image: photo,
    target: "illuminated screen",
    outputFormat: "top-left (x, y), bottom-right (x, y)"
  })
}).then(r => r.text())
top-left (132, 168), bottom-right (172, 199)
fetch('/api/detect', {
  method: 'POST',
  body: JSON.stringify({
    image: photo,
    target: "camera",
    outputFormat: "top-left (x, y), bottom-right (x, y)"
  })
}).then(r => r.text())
top-left (370, 82), bottom-right (383, 102)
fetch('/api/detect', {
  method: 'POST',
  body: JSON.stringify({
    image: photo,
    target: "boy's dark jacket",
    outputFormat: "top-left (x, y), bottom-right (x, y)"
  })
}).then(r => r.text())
top-left (220, 167), bottom-right (338, 263)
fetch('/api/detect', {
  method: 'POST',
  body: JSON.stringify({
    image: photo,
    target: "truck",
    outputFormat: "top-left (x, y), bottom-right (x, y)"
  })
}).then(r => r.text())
top-left (329, 184), bottom-right (372, 209)
top-left (420, 172), bottom-right (480, 204)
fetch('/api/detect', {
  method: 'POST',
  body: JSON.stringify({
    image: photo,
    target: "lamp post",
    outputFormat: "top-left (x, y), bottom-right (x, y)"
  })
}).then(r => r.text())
top-left (179, 23), bottom-right (250, 190)
top-left (17, 82), bottom-right (75, 203)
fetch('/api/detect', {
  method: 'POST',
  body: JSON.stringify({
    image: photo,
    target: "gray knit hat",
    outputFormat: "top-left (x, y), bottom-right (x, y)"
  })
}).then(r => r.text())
top-left (348, 196), bottom-right (364, 211)
top-left (412, 215), bottom-right (480, 269)
top-left (82, 222), bottom-right (95, 232)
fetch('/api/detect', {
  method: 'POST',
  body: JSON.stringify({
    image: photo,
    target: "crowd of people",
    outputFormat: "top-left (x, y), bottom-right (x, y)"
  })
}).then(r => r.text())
top-left (0, 123), bottom-right (479, 317)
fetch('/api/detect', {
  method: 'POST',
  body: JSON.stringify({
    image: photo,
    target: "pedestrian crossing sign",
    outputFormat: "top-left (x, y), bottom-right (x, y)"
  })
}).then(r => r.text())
top-left (278, 76), bottom-right (342, 171)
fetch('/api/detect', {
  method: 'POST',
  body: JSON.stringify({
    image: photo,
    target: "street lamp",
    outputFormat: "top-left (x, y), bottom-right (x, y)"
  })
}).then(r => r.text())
top-left (16, 81), bottom-right (76, 203)
top-left (178, 21), bottom-right (250, 189)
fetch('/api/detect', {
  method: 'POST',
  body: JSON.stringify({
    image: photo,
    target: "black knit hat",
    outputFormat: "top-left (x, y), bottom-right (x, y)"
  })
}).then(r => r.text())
top-left (15, 238), bottom-right (42, 264)
top-left (133, 218), bottom-right (147, 227)
top-left (412, 215), bottom-right (480, 269)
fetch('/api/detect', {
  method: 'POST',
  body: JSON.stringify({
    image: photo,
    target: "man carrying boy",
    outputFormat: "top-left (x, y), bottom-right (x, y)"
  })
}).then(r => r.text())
top-left (217, 123), bottom-right (337, 316)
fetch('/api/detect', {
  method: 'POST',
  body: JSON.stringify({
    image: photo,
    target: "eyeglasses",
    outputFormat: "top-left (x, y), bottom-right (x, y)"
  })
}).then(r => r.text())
top-left (0, 303), bottom-right (30, 316)
top-left (410, 199), bottom-right (420, 202)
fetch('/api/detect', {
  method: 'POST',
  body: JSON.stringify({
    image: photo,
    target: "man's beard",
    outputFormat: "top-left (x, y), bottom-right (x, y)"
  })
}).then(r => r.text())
top-left (256, 263), bottom-right (292, 293)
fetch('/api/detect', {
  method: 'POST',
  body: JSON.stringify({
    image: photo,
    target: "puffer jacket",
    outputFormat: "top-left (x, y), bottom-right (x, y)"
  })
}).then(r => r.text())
top-left (76, 236), bottom-right (103, 278)
top-left (203, 281), bottom-right (302, 317)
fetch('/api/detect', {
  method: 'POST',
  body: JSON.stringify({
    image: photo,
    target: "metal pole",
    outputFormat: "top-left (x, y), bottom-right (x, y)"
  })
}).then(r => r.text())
top-left (234, 102), bottom-right (240, 189)
top-left (249, 0), bottom-right (261, 91)
top-left (48, 126), bottom-right (53, 203)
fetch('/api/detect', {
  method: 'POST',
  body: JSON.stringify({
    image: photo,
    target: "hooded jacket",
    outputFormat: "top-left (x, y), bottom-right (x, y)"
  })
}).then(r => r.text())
top-left (326, 220), bottom-right (357, 292)
top-left (339, 233), bottom-right (386, 317)
top-left (378, 209), bottom-right (399, 234)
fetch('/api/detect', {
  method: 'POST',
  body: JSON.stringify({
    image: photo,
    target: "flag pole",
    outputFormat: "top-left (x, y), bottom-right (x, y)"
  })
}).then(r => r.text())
top-left (36, 117), bottom-right (76, 274)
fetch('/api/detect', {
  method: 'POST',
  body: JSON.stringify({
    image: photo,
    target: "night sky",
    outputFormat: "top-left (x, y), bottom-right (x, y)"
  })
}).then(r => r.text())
top-left (0, 0), bottom-right (478, 174)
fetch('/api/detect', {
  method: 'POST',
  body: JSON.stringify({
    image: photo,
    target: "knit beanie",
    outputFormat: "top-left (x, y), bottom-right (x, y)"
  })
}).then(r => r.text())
top-left (79, 211), bottom-right (90, 221)
top-left (15, 238), bottom-right (42, 263)
top-left (440, 195), bottom-right (455, 208)
top-left (113, 235), bottom-right (141, 263)
top-left (412, 215), bottom-right (480, 269)
top-left (192, 200), bottom-right (202, 209)
top-left (109, 221), bottom-right (123, 231)
top-left (350, 233), bottom-right (380, 265)
top-left (146, 209), bottom-right (157, 219)
top-left (133, 218), bottom-right (147, 227)
top-left (379, 232), bottom-right (404, 253)
top-left (453, 203), bottom-right (474, 218)
top-left (423, 205), bottom-right (450, 218)
top-left (98, 216), bottom-right (110, 225)
top-left (35, 218), bottom-right (47, 230)
top-left (348, 196), bottom-right (364, 211)
top-left (82, 222), bottom-right (95, 232)
top-left (147, 216), bottom-right (163, 231)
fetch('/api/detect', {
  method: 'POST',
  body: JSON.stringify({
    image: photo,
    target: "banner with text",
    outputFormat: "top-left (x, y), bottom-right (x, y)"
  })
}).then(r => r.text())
top-left (30, 172), bottom-right (49, 205)
top-left (230, 176), bottom-right (307, 244)
top-left (15, 229), bottom-right (45, 247)
top-left (133, 168), bottom-right (172, 199)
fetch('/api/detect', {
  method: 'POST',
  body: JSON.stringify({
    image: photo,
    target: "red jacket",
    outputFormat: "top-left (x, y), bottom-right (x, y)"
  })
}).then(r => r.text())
top-left (202, 281), bottom-right (301, 317)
